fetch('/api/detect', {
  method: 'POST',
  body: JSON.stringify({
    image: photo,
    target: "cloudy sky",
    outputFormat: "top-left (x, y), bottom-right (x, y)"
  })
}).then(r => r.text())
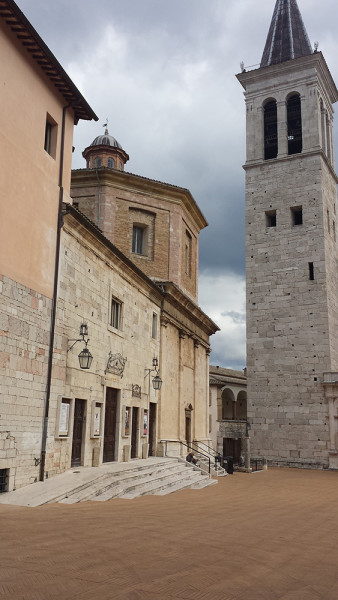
top-left (16, 0), bottom-right (338, 369)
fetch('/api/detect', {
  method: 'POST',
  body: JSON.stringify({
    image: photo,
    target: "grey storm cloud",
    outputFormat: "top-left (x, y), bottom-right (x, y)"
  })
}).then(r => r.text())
top-left (15, 0), bottom-right (338, 369)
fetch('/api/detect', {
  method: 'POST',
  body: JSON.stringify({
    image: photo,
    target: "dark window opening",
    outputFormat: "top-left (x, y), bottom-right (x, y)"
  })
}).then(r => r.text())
top-left (264, 100), bottom-right (278, 160)
top-left (287, 95), bottom-right (302, 155)
top-left (0, 469), bottom-right (9, 493)
top-left (108, 157), bottom-right (115, 169)
top-left (291, 206), bottom-right (303, 226)
top-left (44, 115), bottom-right (57, 158)
top-left (309, 262), bottom-right (314, 281)
top-left (110, 297), bottom-right (122, 329)
top-left (266, 210), bottom-right (277, 228)
top-left (94, 157), bottom-right (102, 168)
top-left (132, 225), bottom-right (147, 255)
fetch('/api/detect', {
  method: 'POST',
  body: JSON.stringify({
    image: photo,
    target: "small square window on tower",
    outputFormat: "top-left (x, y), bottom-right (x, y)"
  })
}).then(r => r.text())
top-left (265, 210), bottom-right (277, 228)
top-left (291, 206), bottom-right (303, 226)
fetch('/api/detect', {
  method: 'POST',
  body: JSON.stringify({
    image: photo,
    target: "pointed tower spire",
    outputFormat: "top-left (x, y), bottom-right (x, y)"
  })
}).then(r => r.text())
top-left (261, 0), bottom-right (312, 68)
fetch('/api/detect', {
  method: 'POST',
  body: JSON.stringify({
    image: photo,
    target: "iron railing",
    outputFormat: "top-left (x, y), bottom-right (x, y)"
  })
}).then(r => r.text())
top-left (160, 440), bottom-right (211, 475)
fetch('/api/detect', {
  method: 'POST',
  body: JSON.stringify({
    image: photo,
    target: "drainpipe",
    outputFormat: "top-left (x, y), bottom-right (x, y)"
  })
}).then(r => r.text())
top-left (95, 169), bottom-right (101, 229)
top-left (40, 104), bottom-right (70, 481)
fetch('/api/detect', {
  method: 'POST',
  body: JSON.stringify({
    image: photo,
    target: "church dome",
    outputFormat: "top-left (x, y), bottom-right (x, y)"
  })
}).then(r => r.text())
top-left (90, 129), bottom-right (123, 149)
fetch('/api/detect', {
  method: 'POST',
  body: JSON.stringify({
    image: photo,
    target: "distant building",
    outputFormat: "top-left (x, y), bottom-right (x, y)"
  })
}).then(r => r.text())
top-left (209, 365), bottom-right (247, 464)
top-left (237, 0), bottom-right (338, 468)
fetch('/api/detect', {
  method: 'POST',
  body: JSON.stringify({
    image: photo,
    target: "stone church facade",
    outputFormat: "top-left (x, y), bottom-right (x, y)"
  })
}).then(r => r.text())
top-left (238, 0), bottom-right (338, 468)
top-left (0, 1), bottom-right (218, 491)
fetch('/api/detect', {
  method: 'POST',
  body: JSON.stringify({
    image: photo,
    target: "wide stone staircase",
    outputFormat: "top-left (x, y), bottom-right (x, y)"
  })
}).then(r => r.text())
top-left (0, 457), bottom-right (216, 507)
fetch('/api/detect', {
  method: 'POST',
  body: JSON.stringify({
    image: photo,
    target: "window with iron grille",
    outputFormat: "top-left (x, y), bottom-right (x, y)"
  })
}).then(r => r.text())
top-left (0, 469), bottom-right (9, 493)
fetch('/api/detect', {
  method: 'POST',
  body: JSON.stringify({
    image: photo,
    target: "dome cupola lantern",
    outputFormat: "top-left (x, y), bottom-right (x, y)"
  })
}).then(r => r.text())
top-left (82, 122), bottom-right (129, 171)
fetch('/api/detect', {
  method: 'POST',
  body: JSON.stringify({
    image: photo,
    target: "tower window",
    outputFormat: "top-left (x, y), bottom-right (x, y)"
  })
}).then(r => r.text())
top-left (264, 100), bottom-right (278, 160)
top-left (185, 230), bottom-right (192, 276)
top-left (287, 94), bottom-right (302, 155)
top-left (265, 210), bottom-right (277, 228)
top-left (94, 157), bottom-right (102, 168)
top-left (309, 262), bottom-right (314, 281)
top-left (327, 210), bottom-right (330, 234)
top-left (291, 206), bottom-right (303, 226)
top-left (108, 157), bottom-right (115, 169)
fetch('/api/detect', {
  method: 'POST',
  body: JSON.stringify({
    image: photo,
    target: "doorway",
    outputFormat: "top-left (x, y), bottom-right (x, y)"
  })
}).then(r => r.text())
top-left (223, 438), bottom-right (241, 464)
top-left (148, 402), bottom-right (156, 457)
top-left (71, 399), bottom-right (86, 467)
top-left (131, 407), bottom-right (139, 459)
top-left (185, 410), bottom-right (192, 447)
top-left (103, 388), bottom-right (118, 463)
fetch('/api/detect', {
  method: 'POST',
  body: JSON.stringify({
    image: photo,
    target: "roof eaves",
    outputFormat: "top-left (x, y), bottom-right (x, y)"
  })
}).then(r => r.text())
top-left (1, 0), bottom-right (98, 122)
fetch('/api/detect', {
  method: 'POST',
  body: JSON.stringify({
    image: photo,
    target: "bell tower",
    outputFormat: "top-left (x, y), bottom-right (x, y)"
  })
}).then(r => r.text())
top-left (237, 0), bottom-right (338, 468)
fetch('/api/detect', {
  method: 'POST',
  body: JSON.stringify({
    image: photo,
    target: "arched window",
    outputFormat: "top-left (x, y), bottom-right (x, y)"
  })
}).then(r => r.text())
top-left (287, 94), bottom-right (302, 155)
top-left (94, 157), bottom-right (102, 168)
top-left (264, 100), bottom-right (278, 160)
top-left (107, 157), bottom-right (115, 169)
top-left (326, 114), bottom-right (331, 162)
top-left (221, 389), bottom-right (235, 420)
top-left (236, 391), bottom-right (247, 421)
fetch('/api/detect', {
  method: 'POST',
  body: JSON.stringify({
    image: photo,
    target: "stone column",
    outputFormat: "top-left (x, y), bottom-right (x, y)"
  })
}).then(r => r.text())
top-left (277, 100), bottom-right (288, 158)
top-left (243, 436), bottom-right (251, 471)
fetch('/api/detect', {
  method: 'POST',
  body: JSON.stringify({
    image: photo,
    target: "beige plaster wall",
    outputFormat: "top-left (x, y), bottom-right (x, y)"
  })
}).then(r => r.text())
top-left (0, 20), bottom-right (74, 298)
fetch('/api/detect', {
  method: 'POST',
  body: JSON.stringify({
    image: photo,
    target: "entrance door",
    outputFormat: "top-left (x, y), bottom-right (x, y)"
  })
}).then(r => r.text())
top-left (185, 411), bottom-right (192, 447)
top-left (223, 438), bottom-right (241, 464)
top-left (131, 407), bottom-right (139, 459)
top-left (103, 388), bottom-right (118, 463)
top-left (148, 403), bottom-right (156, 457)
top-left (71, 399), bottom-right (86, 467)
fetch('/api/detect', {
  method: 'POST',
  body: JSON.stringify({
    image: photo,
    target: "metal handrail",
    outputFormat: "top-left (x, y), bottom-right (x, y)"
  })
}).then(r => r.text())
top-left (160, 439), bottom-right (211, 475)
top-left (194, 440), bottom-right (223, 468)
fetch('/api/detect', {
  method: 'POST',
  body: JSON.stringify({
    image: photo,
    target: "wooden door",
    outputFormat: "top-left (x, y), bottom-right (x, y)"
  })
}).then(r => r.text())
top-left (103, 388), bottom-right (118, 463)
top-left (223, 438), bottom-right (241, 464)
top-left (131, 407), bottom-right (139, 459)
top-left (71, 399), bottom-right (86, 467)
top-left (148, 403), bottom-right (156, 457)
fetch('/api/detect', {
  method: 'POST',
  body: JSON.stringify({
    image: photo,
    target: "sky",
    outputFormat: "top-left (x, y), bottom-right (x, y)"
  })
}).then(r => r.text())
top-left (15, 0), bottom-right (338, 370)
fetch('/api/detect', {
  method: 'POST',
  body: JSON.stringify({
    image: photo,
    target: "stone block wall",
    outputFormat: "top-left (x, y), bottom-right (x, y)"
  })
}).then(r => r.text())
top-left (0, 275), bottom-right (52, 489)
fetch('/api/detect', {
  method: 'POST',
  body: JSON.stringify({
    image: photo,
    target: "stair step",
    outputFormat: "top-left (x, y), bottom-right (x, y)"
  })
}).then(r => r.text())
top-left (119, 470), bottom-right (207, 500)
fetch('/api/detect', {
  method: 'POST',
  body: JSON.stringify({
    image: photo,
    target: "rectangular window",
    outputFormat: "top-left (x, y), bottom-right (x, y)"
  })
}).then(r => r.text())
top-left (265, 210), bottom-right (276, 228)
top-left (333, 221), bottom-right (336, 242)
top-left (132, 225), bottom-right (147, 255)
top-left (327, 210), bottom-right (331, 234)
top-left (110, 296), bottom-right (122, 329)
top-left (291, 206), bottom-right (303, 226)
top-left (44, 114), bottom-right (57, 158)
top-left (152, 313), bottom-right (158, 339)
top-left (309, 262), bottom-right (314, 281)
top-left (185, 230), bottom-right (192, 276)
top-left (0, 469), bottom-right (9, 494)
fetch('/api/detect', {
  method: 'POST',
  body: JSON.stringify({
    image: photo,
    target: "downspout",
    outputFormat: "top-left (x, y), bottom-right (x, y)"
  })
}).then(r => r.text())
top-left (95, 168), bottom-right (101, 229)
top-left (40, 104), bottom-right (70, 481)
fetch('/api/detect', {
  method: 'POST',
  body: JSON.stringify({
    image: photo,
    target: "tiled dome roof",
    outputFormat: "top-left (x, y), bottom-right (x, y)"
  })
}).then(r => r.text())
top-left (90, 129), bottom-right (123, 149)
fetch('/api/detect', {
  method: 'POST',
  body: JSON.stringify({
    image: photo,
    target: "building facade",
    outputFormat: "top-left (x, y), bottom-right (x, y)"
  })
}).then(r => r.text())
top-left (0, 0), bottom-right (97, 491)
top-left (209, 365), bottom-right (247, 464)
top-left (237, 0), bottom-right (338, 468)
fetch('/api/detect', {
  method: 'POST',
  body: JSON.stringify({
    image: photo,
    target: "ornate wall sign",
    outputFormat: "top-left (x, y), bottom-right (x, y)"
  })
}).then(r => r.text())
top-left (132, 384), bottom-right (141, 398)
top-left (105, 352), bottom-right (127, 378)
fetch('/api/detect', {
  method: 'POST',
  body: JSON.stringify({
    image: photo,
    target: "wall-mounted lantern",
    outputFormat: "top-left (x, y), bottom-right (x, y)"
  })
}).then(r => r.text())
top-left (68, 322), bottom-right (93, 370)
top-left (144, 357), bottom-right (163, 391)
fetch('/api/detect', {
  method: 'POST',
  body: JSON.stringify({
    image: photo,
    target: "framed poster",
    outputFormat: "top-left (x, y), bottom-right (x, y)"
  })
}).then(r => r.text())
top-left (93, 403), bottom-right (102, 436)
top-left (59, 400), bottom-right (70, 436)
top-left (125, 407), bottom-right (131, 436)
top-left (143, 409), bottom-right (148, 436)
